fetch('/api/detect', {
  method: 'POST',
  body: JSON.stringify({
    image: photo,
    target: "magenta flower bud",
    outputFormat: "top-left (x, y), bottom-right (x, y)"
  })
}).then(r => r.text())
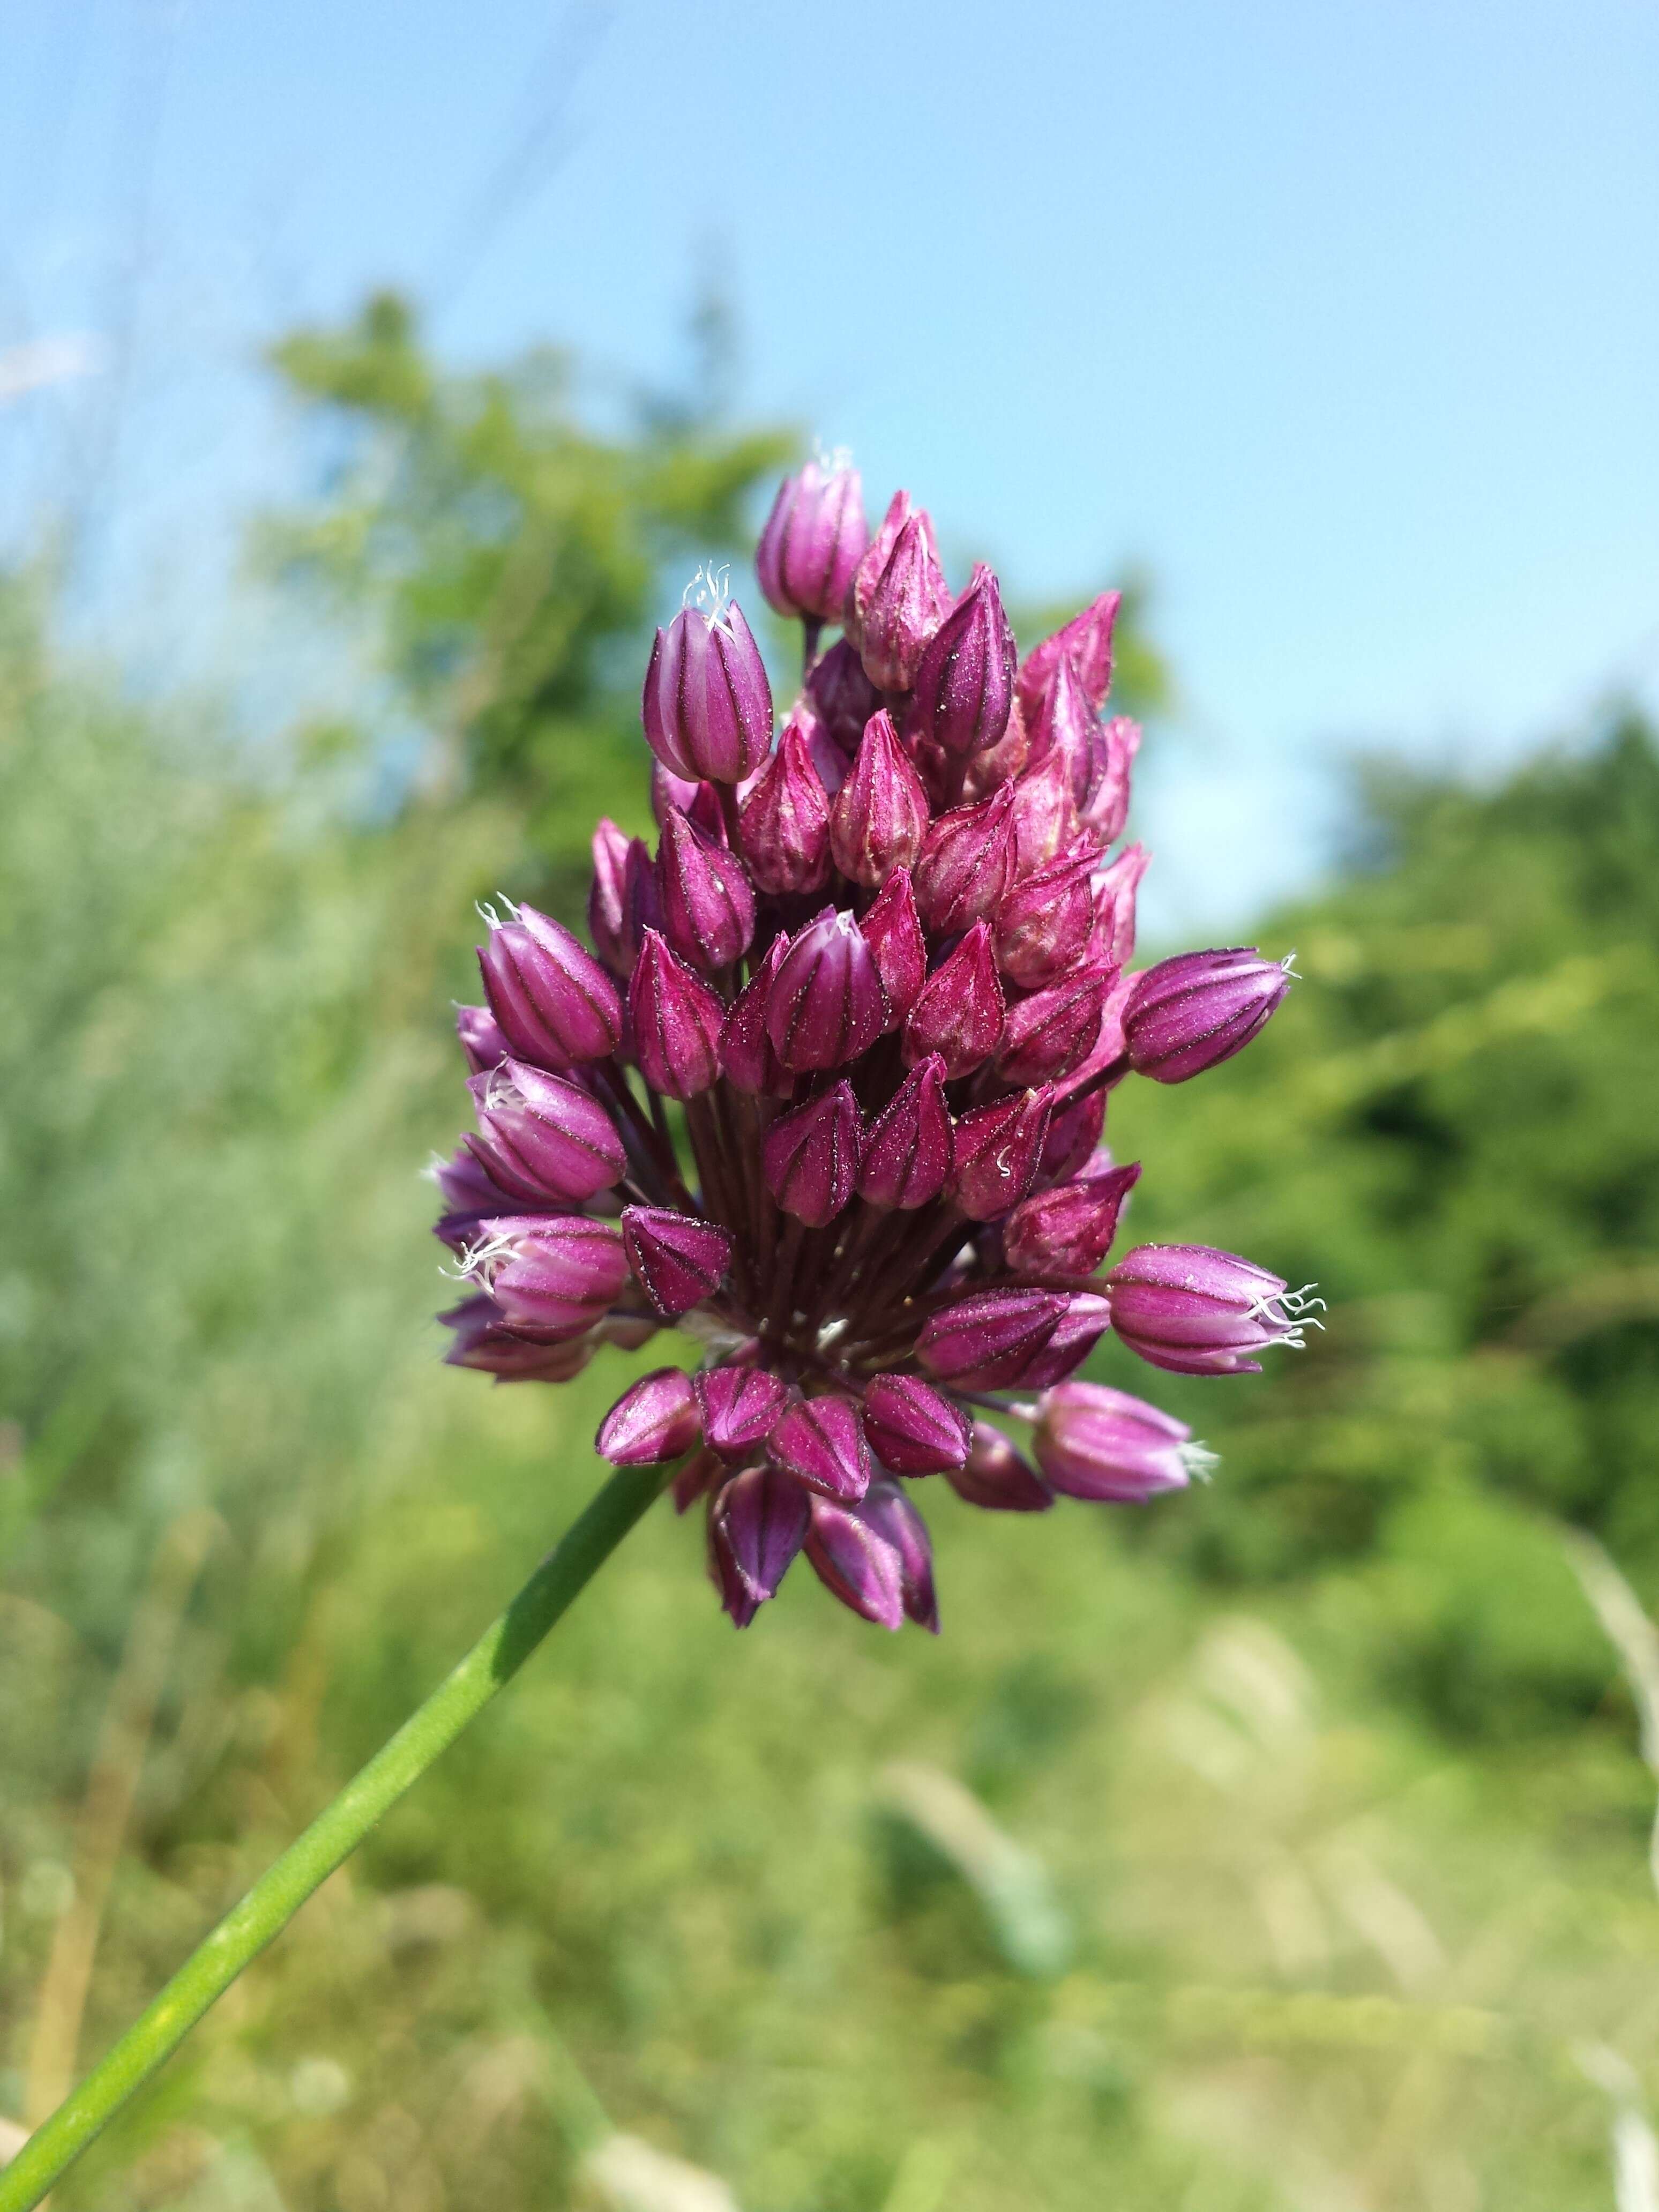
top-left (862, 1376), bottom-right (970, 1475)
top-left (1025, 654), bottom-right (1098, 800)
top-left (622, 1205), bottom-right (734, 1317)
top-left (468, 1060), bottom-right (627, 1205)
top-left (858, 868), bottom-right (926, 1027)
top-left (993, 847), bottom-right (1097, 989)
top-left (855, 508), bottom-right (953, 693)
top-left (756, 458), bottom-right (869, 624)
top-left (627, 929), bottom-right (724, 1100)
top-left (829, 709), bottom-right (930, 886)
top-left (917, 1287), bottom-right (1068, 1389)
top-left (1009, 747), bottom-right (1082, 877)
top-left (1081, 716), bottom-right (1140, 843)
top-left (472, 1216), bottom-right (631, 1339)
top-left (761, 1080), bottom-right (863, 1225)
top-left (947, 1422), bottom-right (1054, 1512)
top-left (611, 838), bottom-right (666, 975)
top-left (641, 584), bottom-right (774, 784)
top-left (766, 907), bottom-right (886, 1072)
top-left (695, 1364), bottom-right (794, 1463)
top-left (963, 694), bottom-right (1032, 802)
top-left (440, 1296), bottom-right (598, 1382)
top-left (649, 758), bottom-right (703, 825)
top-left (903, 921), bottom-right (1006, 1079)
top-left (857, 1054), bottom-right (952, 1209)
top-left (996, 965), bottom-right (1110, 1086)
top-left (1089, 842), bottom-right (1148, 971)
top-left (719, 934), bottom-right (791, 1096)
top-left (855, 1481), bottom-right (939, 1630)
top-left (656, 808), bottom-right (756, 971)
top-left (1017, 591), bottom-right (1120, 720)
top-left (767, 1394), bottom-right (872, 1503)
top-left (1038, 1085), bottom-right (1105, 1184)
top-left (455, 1003), bottom-right (510, 1074)
top-left (431, 1144), bottom-right (520, 1252)
top-left (1003, 1160), bottom-right (1140, 1279)
top-left (806, 635), bottom-right (882, 753)
top-left (950, 1086), bottom-right (1055, 1222)
top-left (804, 1494), bottom-right (905, 1630)
top-left (587, 819), bottom-right (633, 973)
top-left (843, 488), bottom-right (910, 647)
top-left (913, 782), bottom-right (1018, 935)
top-left (1107, 1244), bottom-right (1320, 1375)
top-left (910, 563), bottom-right (1017, 758)
top-left (596, 1367), bottom-right (701, 1466)
top-left (711, 1466), bottom-right (810, 1626)
top-left (737, 716), bottom-right (832, 895)
top-left (1123, 947), bottom-right (1292, 1083)
top-left (477, 901), bottom-right (624, 1070)
top-left (671, 1446), bottom-right (722, 1514)
top-left (1032, 1381), bottom-right (1204, 1503)
top-left (1017, 1290), bottom-right (1114, 1387)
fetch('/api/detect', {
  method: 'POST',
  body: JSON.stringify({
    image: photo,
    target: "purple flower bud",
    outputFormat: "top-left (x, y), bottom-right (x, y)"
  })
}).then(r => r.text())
top-left (862, 1376), bottom-right (970, 1474)
top-left (469, 1215), bottom-right (631, 1340)
top-left (468, 1060), bottom-right (627, 1206)
top-left (477, 901), bottom-right (624, 1070)
top-left (440, 1296), bottom-right (598, 1382)
top-left (806, 636), bottom-right (883, 753)
top-left (1037, 1085), bottom-right (1106, 1184)
top-left (996, 964), bottom-right (1110, 1086)
top-left (829, 709), bottom-right (930, 886)
top-left (642, 585), bottom-right (774, 784)
top-left (855, 509), bottom-right (954, 693)
top-left (903, 921), bottom-right (1006, 1079)
top-left (1089, 843), bottom-right (1147, 971)
top-left (1032, 1381), bottom-right (1204, 1502)
top-left (768, 1394), bottom-right (872, 1503)
top-left (962, 694), bottom-right (1032, 801)
top-left (711, 1466), bottom-right (810, 1626)
top-left (587, 820), bottom-right (633, 974)
top-left (913, 782), bottom-right (1018, 936)
top-left (1123, 948), bottom-right (1292, 1083)
top-left (993, 847), bottom-right (1097, 988)
top-left (622, 1205), bottom-right (734, 1316)
top-left (627, 929), bottom-right (725, 1100)
top-left (761, 1080), bottom-right (862, 1226)
top-left (1017, 1291), bottom-right (1114, 1387)
top-left (843, 489), bottom-right (911, 647)
top-left (1025, 654), bottom-right (1099, 804)
top-left (455, 1003), bottom-right (510, 1075)
top-left (857, 1054), bottom-right (952, 1209)
top-left (656, 809), bottom-right (757, 970)
top-left (650, 758), bottom-right (704, 825)
top-left (950, 1086), bottom-right (1055, 1221)
top-left (1052, 968), bottom-right (1135, 1101)
top-left (596, 1367), bottom-right (702, 1465)
top-left (696, 1364), bottom-right (794, 1462)
top-left (910, 564), bottom-right (1017, 758)
top-left (858, 868), bottom-right (927, 1027)
top-left (946, 1422), bottom-right (1055, 1512)
top-left (917, 1287), bottom-right (1068, 1389)
top-left (1003, 1161), bottom-right (1141, 1279)
top-left (737, 717), bottom-right (832, 895)
top-left (1107, 1244), bottom-right (1320, 1375)
top-left (672, 1446), bottom-right (722, 1514)
top-left (766, 907), bottom-right (886, 1072)
top-left (855, 1480), bottom-right (939, 1630)
top-left (719, 934), bottom-right (792, 1096)
top-left (1081, 716), bottom-right (1140, 842)
top-left (804, 1494), bottom-right (905, 1630)
top-left (1017, 591), bottom-right (1120, 720)
top-left (610, 838), bottom-right (666, 975)
top-left (756, 459), bottom-right (869, 624)
top-left (1009, 747), bottom-right (1083, 877)
top-left (432, 1145), bottom-right (521, 1252)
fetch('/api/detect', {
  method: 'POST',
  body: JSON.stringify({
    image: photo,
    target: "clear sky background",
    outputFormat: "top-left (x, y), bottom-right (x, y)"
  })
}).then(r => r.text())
top-left (3, 0), bottom-right (1656, 930)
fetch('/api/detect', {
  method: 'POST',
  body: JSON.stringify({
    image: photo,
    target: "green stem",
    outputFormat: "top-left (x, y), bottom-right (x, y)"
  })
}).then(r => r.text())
top-left (0, 1462), bottom-right (670, 2211)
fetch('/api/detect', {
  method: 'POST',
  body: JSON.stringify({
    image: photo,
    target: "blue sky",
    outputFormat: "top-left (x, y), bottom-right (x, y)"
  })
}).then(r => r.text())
top-left (3, 0), bottom-right (1656, 930)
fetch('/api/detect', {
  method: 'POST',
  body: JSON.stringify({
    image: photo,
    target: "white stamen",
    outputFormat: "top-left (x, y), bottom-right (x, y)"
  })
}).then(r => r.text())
top-left (682, 563), bottom-right (735, 635)
top-left (1246, 1281), bottom-right (1325, 1349)
top-left (1180, 1442), bottom-right (1221, 1483)
top-left (1280, 950), bottom-right (1302, 980)
top-left (475, 895), bottom-right (522, 933)
top-left (811, 438), bottom-right (854, 475)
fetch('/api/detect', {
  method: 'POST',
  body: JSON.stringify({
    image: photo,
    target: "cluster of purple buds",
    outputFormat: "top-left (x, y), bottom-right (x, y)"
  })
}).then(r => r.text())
top-left (434, 459), bottom-right (1313, 1633)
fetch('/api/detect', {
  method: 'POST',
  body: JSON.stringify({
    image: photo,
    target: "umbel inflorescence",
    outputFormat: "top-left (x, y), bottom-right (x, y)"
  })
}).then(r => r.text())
top-left (433, 461), bottom-right (1316, 1631)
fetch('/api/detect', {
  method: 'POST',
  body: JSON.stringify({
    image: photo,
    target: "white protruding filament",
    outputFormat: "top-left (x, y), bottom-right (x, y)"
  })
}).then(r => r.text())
top-left (811, 438), bottom-right (854, 477)
top-left (682, 563), bottom-right (735, 635)
top-left (1280, 950), bottom-right (1302, 980)
top-left (1179, 1441), bottom-right (1220, 1483)
top-left (475, 895), bottom-right (522, 933)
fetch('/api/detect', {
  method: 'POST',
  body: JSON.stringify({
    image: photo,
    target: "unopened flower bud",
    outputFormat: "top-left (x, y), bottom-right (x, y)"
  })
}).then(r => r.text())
top-left (992, 846), bottom-right (1096, 989)
top-left (1108, 1244), bottom-right (1320, 1375)
top-left (469, 1060), bottom-right (627, 1205)
top-left (1003, 1160), bottom-right (1140, 1279)
top-left (455, 1003), bottom-right (510, 1074)
top-left (766, 908), bottom-right (886, 1071)
top-left (596, 1367), bottom-right (701, 1464)
top-left (650, 759), bottom-right (703, 825)
top-left (769, 1394), bottom-right (872, 1503)
top-left (996, 964), bottom-right (1110, 1086)
top-left (622, 1204), bottom-right (734, 1316)
top-left (1037, 1085), bottom-right (1105, 1184)
top-left (656, 809), bottom-right (756, 970)
top-left (854, 508), bottom-right (953, 693)
top-left (1017, 591), bottom-right (1120, 720)
top-left (470, 1216), bottom-right (631, 1340)
top-left (737, 717), bottom-right (832, 895)
top-left (806, 636), bottom-right (882, 753)
top-left (1024, 654), bottom-right (1098, 803)
top-left (761, 1080), bottom-right (862, 1225)
top-left (903, 921), bottom-right (1006, 1078)
top-left (917, 1287), bottom-right (1067, 1389)
top-left (711, 1466), bottom-right (810, 1626)
top-left (1017, 1290), bottom-right (1114, 1386)
top-left (842, 489), bottom-right (910, 647)
top-left (804, 1494), bottom-right (905, 1628)
top-left (1008, 748), bottom-right (1082, 877)
top-left (910, 563), bottom-right (1017, 758)
top-left (950, 1086), bottom-right (1054, 1221)
top-left (756, 459), bottom-right (869, 624)
top-left (719, 934), bottom-right (791, 1096)
top-left (1089, 843), bottom-right (1147, 970)
top-left (1124, 948), bottom-right (1291, 1083)
top-left (588, 820), bottom-right (633, 974)
top-left (858, 867), bottom-right (926, 1026)
top-left (628, 930), bottom-right (724, 1099)
top-left (913, 782), bottom-right (1018, 936)
top-left (862, 1376), bottom-right (970, 1474)
top-left (432, 1145), bottom-right (519, 1252)
top-left (441, 1296), bottom-right (598, 1382)
top-left (696, 1365), bottom-right (793, 1462)
top-left (963, 693), bottom-right (1032, 801)
top-left (855, 1480), bottom-right (939, 1629)
top-left (477, 901), bottom-right (624, 1070)
top-left (946, 1421), bottom-right (1054, 1512)
top-left (642, 584), bottom-right (773, 784)
top-left (857, 1055), bottom-right (951, 1209)
top-left (1032, 1380), bottom-right (1204, 1501)
top-left (1081, 716), bottom-right (1139, 842)
top-left (829, 710), bottom-right (930, 886)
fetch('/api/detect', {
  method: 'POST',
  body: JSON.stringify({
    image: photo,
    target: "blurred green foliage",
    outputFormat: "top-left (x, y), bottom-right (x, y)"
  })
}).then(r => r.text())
top-left (4, 313), bottom-right (1659, 2210)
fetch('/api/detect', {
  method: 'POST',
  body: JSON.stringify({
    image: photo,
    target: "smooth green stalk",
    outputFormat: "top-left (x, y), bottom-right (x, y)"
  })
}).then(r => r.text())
top-left (0, 1462), bottom-right (670, 2211)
